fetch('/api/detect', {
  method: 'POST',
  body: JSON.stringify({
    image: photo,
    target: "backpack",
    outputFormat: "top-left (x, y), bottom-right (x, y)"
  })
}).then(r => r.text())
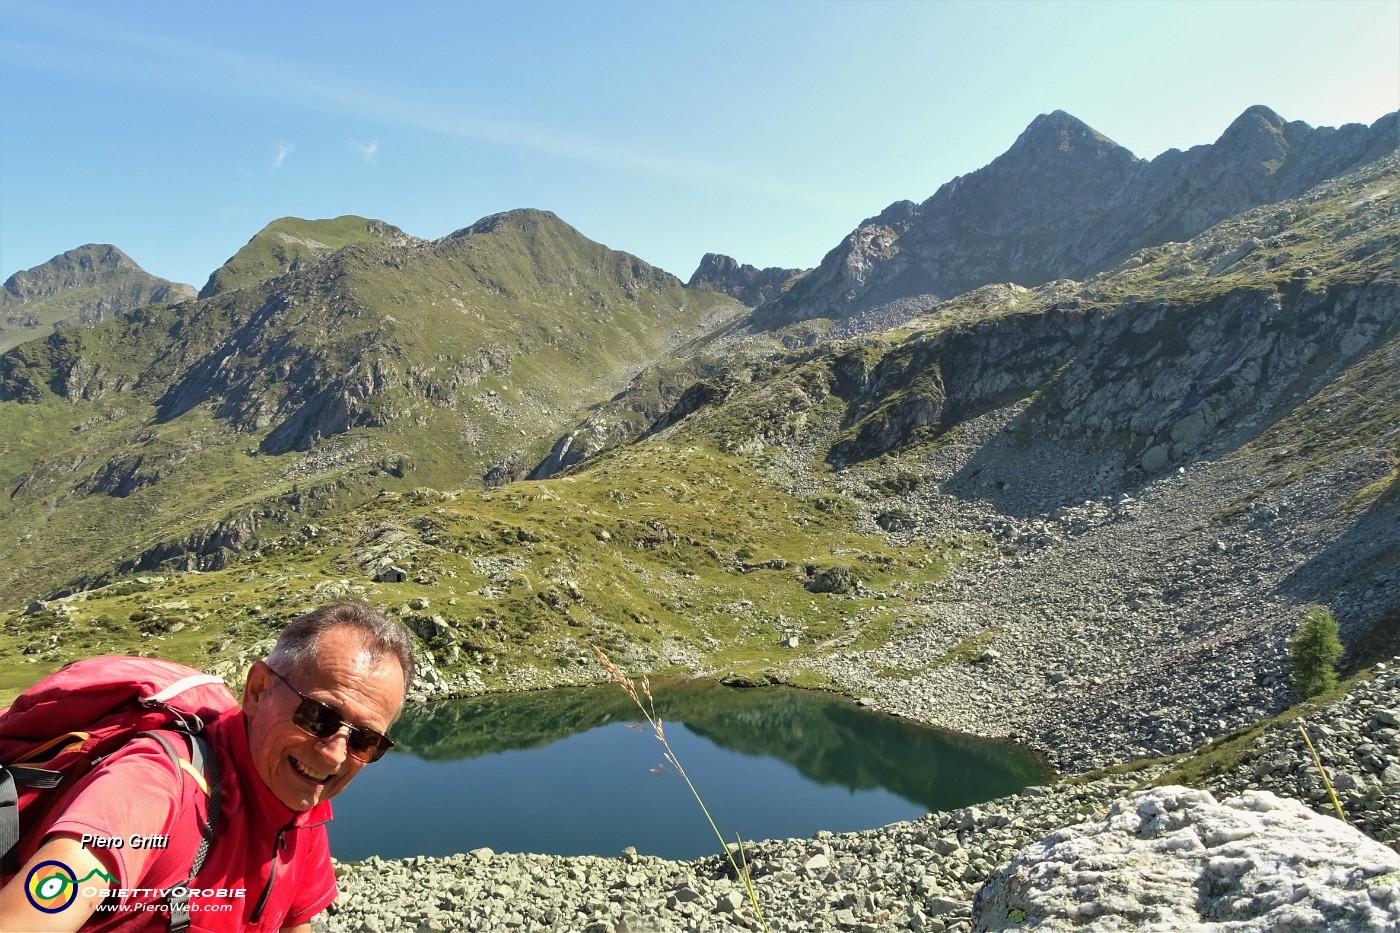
top-left (0, 656), bottom-right (237, 932)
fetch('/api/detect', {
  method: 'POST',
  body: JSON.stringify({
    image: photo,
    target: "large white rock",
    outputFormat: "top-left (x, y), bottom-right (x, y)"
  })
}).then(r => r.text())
top-left (972, 785), bottom-right (1400, 931)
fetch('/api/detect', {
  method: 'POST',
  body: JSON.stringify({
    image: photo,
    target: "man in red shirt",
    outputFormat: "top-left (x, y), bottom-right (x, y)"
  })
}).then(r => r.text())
top-left (0, 600), bottom-right (414, 931)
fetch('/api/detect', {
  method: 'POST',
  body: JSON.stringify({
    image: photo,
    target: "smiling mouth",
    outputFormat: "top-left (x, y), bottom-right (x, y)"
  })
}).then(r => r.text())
top-left (289, 756), bottom-right (334, 784)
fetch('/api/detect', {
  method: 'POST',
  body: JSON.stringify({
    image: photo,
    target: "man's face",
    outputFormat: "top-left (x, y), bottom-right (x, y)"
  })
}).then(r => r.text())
top-left (243, 626), bottom-right (406, 811)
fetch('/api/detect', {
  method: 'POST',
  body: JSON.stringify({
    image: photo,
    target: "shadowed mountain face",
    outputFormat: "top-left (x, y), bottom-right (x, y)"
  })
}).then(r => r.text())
top-left (748, 106), bottom-right (1398, 334)
top-left (0, 244), bottom-right (195, 353)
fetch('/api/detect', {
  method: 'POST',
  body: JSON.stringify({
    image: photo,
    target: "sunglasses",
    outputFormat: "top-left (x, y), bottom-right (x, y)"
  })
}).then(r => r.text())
top-left (265, 666), bottom-right (394, 763)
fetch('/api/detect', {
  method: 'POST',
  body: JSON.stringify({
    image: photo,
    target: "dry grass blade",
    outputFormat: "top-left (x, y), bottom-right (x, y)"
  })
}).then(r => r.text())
top-left (1298, 724), bottom-right (1348, 823)
top-left (592, 645), bottom-right (770, 932)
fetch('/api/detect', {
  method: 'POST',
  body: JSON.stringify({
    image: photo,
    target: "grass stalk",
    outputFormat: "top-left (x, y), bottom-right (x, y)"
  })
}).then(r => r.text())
top-left (1297, 724), bottom-right (1347, 823)
top-left (593, 645), bottom-right (770, 931)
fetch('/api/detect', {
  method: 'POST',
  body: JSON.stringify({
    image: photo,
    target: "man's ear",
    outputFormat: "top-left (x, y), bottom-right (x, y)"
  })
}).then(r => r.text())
top-left (243, 660), bottom-right (271, 714)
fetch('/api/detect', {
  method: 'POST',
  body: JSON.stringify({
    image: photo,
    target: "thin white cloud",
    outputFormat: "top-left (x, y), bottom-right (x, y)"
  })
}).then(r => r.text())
top-left (351, 140), bottom-right (379, 166)
top-left (0, 3), bottom-right (829, 209)
top-left (272, 142), bottom-right (294, 170)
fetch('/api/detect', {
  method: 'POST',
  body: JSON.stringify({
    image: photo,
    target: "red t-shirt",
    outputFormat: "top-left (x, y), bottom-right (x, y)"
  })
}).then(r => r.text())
top-left (26, 708), bottom-right (337, 931)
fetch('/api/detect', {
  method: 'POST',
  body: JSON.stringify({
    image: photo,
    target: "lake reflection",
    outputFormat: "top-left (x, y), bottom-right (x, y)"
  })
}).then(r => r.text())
top-left (328, 681), bottom-right (1050, 860)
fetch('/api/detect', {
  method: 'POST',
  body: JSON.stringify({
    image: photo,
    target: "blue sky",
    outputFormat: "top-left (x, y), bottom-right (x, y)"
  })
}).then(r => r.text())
top-left (2, 0), bottom-right (1397, 289)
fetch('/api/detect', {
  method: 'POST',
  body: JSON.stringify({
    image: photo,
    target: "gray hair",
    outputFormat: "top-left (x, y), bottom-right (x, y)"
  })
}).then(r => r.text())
top-left (267, 599), bottom-right (416, 691)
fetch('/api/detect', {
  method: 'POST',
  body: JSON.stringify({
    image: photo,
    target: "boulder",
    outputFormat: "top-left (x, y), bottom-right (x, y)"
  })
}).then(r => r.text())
top-left (972, 786), bottom-right (1400, 931)
top-left (806, 564), bottom-right (857, 594)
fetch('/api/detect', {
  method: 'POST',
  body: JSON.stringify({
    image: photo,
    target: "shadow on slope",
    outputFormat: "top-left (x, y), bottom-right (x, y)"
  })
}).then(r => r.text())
top-left (941, 280), bottom-right (1399, 519)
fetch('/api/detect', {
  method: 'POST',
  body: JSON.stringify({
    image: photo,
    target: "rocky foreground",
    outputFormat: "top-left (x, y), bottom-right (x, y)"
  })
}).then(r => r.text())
top-left (322, 667), bottom-right (1400, 933)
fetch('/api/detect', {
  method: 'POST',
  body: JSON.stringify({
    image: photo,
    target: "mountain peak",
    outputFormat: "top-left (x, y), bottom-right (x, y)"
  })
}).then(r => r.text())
top-left (5, 244), bottom-right (136, 296)
top-left (1211, 104), bottom-right (1301, 166)
top-left (3, 244), bottom-right (178, 301)
top-left (450, 208), bottom-right (568, 239)
top-left (199, 215), bottom-right (419, 298)
top-left (1014, 110), bottom-right (1125, 155)
top-left (1230, 104), bottom-right (1287, 131)
top-left (687, 253), bottom-right (806, 308)
top-left (1031, 109), bottom-right (1090, 130)
top-left (1, 244), bottom-right (194, 352)
top-left (688, 252), bottom-right (744, 284)
top-left (76, 243), bottom-right (138, 269)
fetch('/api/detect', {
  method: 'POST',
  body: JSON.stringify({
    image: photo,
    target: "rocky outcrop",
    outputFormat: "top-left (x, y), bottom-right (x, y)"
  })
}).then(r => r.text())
top-left (749, 106), bottom-right (1397, 332)
top-left (687, 253), bottom-right (806, 308)
top-left (527, 350), bottom-right (752, 479)
top-left (973, 786), bottom-right (1400, 932)
top-left (118, 513), bottom-right (262, 574)
top-left (528, 425), bottom-right (627, 479)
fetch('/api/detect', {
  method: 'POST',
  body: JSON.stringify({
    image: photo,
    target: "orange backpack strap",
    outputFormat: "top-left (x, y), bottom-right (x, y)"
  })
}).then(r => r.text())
top-left (13, 732), bottom-right (91, 765)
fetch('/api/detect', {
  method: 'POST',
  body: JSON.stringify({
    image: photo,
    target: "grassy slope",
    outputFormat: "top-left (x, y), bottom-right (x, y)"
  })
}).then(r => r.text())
top-left (0, 212), bottom-right (740, 606)
top-left (0, 277), bottom-right (193, 355)
top-left (198, 216), bottom-right (411, 297)
top-left (0, 441), bottom-right (955, 703)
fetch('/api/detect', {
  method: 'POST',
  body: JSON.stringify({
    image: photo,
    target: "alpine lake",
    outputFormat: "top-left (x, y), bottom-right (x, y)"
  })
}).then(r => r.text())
top-left (329, 680), bottom-right (1051, 861)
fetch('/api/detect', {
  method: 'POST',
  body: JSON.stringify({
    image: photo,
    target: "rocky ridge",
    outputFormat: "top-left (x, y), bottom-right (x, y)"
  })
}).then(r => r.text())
top-left (687, 253), bottom-right (807, 308)
top-left (749, 106), bottom-right (1397, 333)
top-left (535, 143), bottom-right (1400, 485)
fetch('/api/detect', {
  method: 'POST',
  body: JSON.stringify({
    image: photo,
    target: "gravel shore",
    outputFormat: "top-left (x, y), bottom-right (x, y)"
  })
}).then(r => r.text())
top-left (325, 768), bottom-right (1162, 933)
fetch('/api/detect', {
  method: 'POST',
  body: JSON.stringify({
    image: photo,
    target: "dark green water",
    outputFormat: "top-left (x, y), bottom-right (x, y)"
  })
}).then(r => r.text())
top-left (328, 682), bottom-right (1050, 860)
